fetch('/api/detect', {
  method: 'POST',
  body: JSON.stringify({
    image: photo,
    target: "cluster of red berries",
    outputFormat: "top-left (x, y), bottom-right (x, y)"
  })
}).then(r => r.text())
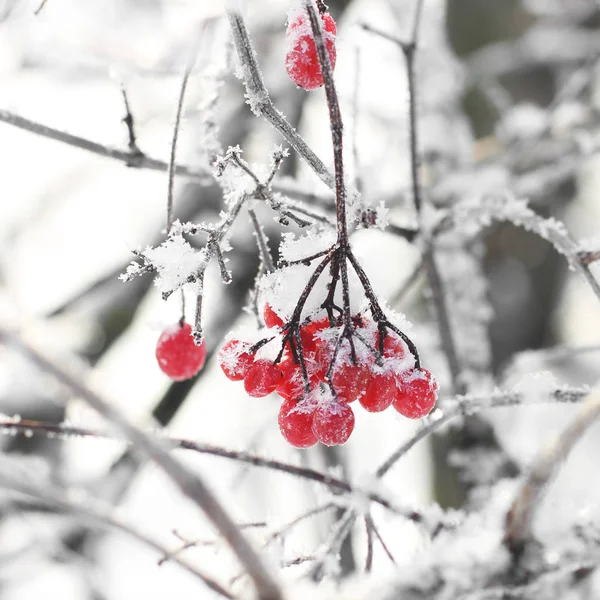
top-left (285, 6), bottom-right (337, 90)
top-left (155, 322), bottom-right (207, 381)
top-left (218, 305), bottom-right (438, 448)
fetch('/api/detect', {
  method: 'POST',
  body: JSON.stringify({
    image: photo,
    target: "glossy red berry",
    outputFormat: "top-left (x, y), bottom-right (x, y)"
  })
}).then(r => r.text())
top-left (278, 397), bottom-right (317, 448)
top-left (376, 331), bottom-right (407, 359)
top-left (155, 322), bottom-right (207, 381)
top-left (312, 400), bottom-right (355, 446)
top-left (393, 369), bottom-right (439, 419)
top-left (244, 359), bottom-right (283, 398)
top-left (332, 363), bottom-right (370, 403)
top-left (285, 9), bottom-right (336, 91)
top-left (218, 339), bottom-right (254, 381)
top-left (263, 304), bottom-right (284, 329)
top-left (360, 373), bottom-right (396, 412)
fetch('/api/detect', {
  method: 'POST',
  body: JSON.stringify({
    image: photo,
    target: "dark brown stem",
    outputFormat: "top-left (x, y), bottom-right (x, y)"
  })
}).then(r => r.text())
top-left (0, 416), bottom-right (425, 520)
top-left (304, 1), bottom-right (348, 246)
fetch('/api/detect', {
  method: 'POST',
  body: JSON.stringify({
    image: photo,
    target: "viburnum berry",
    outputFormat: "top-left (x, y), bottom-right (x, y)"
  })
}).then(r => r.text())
top-left (263, 304), bottom-right (284, 329)
top-left (218, 339), bottom-right (255, 381)
top-left (393, 368), bottom-right (439, 419)
top-left (244, 359), bottom-right (283, 398)
top-left (155, 322), bottom-right (207, 381)
top-left (285, 8), bottom-right (336, 91)
top-left (360, 373), bottom-right (397, 413)
top-left (312, 398), bottom-right (355, 446)
top-left (278, 397), bottom-right (317, 448)
top-left (377, 330), bottom-right (407, 359)
top-left (332, 363), bottom-right (370, 403)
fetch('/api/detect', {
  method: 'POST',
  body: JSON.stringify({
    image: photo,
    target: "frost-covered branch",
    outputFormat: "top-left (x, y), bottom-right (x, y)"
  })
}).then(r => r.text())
top-left (227, 10), bottom-right (336, 192)
top-left (376, 384), bottom-right (590, 478)
top-left (449, 193), bottom-right (600, 306)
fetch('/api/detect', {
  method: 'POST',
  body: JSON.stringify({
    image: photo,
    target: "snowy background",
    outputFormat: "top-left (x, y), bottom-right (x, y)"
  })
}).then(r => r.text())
top-left (1, 0), bottom-right (600, 598)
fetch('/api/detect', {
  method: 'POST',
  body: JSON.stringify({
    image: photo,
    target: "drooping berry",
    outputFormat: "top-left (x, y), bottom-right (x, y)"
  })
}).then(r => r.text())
top-left (244, 359), bottom-right (283, 398)
top-left (360, 373), bottom-right (396, 413)
top-left (332, 363), bottom-right (370, 403)
top-left (312, 399), bottom-right (355, 446)
top-left (263, 304), bottom-right (284, 329)
top-left (393, 369), bottom-right (439, 419)
top-left (278, 397), bottom-right (317, 448)
top-left (285, 9), bottom-right (336, 91)
top-left (155, 322), bottom-right (207, 381)
top-left (218, 339), bottom-right (255, 381)
top-left (276, 352), bottom-right (322, 400)
top-left (376, 330), bottom-right (407, 359)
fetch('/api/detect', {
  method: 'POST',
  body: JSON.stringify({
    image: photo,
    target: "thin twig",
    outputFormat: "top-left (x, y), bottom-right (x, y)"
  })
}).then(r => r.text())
top-left (309, 509), bottom-right (356, 582)
top-left (248, 208), bottom-right (275, 273)
top-left (504, 390), bottom-right (600, 557)
top-left (375, 386), bottom-right (589, 478)
top-left (0, 109), bottom-right (212, 183)
top-left (0, 328), bottom-right (283, 600)
top-left (33, 0), bottom-right (49, 15)
top-left (364, 515), bottom-right (374, 573)
top-left (366, 513), bottom-right (396, 564)
top-left (167, 58), bottom-right (196, 231)
top-left (119, 84), bottom-right (142, 156)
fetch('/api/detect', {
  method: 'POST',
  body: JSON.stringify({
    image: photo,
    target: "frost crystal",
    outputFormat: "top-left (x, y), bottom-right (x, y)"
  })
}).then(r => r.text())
top-left (144, 234), bottom-right (207, 295)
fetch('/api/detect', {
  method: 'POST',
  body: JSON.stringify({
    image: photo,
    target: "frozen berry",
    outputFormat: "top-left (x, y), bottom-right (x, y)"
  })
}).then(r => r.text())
top-left (263, 304), bottom-right (284, 329)
top-left (332, 363), bottom-right (370, 403)
top-left (360, 373), bottom-right (396, 413)
top-left (393, 368), bottom-right (438, 419)
top-left (376, 330), bottom-right (407, 359)
top-left (278, 397), bottom-right (317, 448)
top-left (277, 354), bottom-right (320, 400)
top-left (156, 322), bottom-right (207, 381)
top-left (312, 399), bottom-right (355, 446)
top-left (244, 359), bottom-right (283, 398)
top-left (285, 9), bottom-right (336, 91)
top-left (218, 339), bottom-right (254, 381)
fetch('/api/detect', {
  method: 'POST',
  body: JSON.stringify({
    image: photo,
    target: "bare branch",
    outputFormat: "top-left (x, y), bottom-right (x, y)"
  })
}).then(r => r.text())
top-left (376, 385), bottom-right (589, 478)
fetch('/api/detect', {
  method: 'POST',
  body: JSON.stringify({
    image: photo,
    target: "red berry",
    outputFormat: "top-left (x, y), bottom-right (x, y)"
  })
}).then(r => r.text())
top-left (360, 373), bottom-right (396, 412)
top-left (285, 10), bottom-right (336, 91)
top-left (244, 359), bottom-right (283, 398)
top-left (278, 397), bottom-right (317, 448)
top-left (393, 369), bottom-right (439, 419)
top-left (263, 304), bottom-right (284, 329)
top-left (376, 331), bottom-right (407, 359)
top-left (332, 363), bottom-right (370, 403)
top-left (276, 355), bottom-right (319, 400)
top-left (312, 399), bottom-right (355, 446)
top-left (276, 358), bottom-right (305, 400)
top-left (218, 339), bottom-right (254, 381)
top-left (314, 342), bottom-right (334, 382)
top-left (155, 322), bottom-right (207, 381)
